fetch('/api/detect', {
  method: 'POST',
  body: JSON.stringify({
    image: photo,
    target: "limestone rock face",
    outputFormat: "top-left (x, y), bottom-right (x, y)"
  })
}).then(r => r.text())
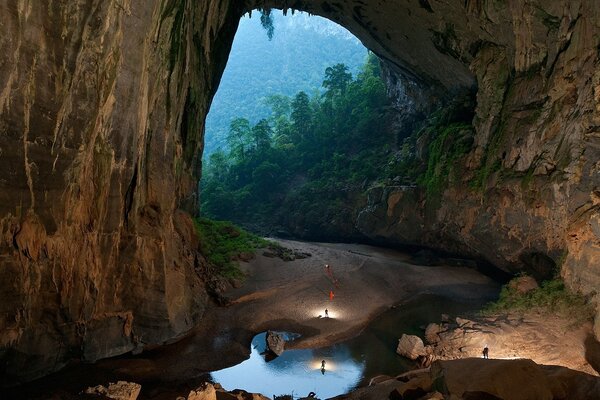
top-left (0, 0), bottom-right (231, 383)
top-left (1, 0), bottom-right (600, 383)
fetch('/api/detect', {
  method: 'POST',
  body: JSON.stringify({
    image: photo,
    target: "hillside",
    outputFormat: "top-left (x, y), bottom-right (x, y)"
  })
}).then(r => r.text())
top-left (204, 10), bottom-right (368, 154)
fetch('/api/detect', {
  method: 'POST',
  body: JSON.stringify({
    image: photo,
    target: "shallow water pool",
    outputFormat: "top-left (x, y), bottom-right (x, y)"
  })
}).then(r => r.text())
top-left (211, 294), bottom-right (488, 399)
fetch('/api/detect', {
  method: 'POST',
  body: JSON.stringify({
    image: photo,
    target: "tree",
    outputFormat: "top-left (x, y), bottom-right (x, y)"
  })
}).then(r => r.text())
top-left (264, 94), bottom-right (291, 120)
top-left (227, 117), bottom-right (252, 161)
top-left (250, 119), bottom-right (273, 153)
top-left (206, 149), bottom-right (229, 182)
top-left (322, 63), bottom-right (352, 97)
top-left (291, 91), bottom-right (312, 142)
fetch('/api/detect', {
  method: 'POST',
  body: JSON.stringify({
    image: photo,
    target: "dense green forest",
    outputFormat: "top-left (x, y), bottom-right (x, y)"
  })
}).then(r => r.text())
top-left (201, 54), bottom-right (401, 237)
top-left (204, 11), bottom-right (367, 154)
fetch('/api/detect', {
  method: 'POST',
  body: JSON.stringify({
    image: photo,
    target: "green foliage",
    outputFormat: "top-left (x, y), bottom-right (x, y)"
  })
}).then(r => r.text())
top-left (194, 218), bottom-right (270, 279)
top-left (201, 55), bottom-right (392, 232)
top-left (204, 11), bottom-right (367, 153)
top-left (418, 122), bottom-right (474, 203)
top-left (483, 277), bottom-right (594, 322)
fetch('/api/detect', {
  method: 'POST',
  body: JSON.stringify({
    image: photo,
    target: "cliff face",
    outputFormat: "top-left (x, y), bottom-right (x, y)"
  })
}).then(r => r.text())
top-left (0, 0), bottom-right (599, 383)
top-left (256, 0), bottom-right (600, 338)
top-left (0, 0), bottom-right (244, 383)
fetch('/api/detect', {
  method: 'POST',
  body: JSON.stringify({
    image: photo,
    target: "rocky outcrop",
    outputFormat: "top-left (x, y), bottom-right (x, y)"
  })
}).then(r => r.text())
top-left (0, 0), bottom-right (239, 383)
top-left (332, 358), bottom-right (600, 400)
top-left (184, 383), bottom-right (270, 400)
top-left (85, 381), bottom-right (141, 400)
top-left (265, 330), bottom-right (285, 356)
top-left (397, 334), bottom-right (428, 360)
top-left (1, 0), bottom-right (600, 383)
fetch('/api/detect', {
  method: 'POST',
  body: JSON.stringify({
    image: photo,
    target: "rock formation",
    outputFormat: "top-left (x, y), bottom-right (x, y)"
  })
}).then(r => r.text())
top-left (332, 358), bottom-right (600, 400)
top-left (1, 0), bottom-right (599, 383)
top-left (397, 334), bottom-right (428, 360)
top-left (265, 330), bottom-right (285, 356)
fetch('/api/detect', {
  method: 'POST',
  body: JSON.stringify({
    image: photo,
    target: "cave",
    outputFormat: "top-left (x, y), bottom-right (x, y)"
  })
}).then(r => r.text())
top-left (0, 0), bottom-right (599, 397)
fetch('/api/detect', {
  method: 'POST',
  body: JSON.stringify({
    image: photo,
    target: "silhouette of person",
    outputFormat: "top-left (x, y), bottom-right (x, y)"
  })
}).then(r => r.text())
top-left (325, 308), bottom-right (329, 318)
top-left (483, 345), bottom-right (489, 359)
top-left (321, 359), bottom-right (326, 374)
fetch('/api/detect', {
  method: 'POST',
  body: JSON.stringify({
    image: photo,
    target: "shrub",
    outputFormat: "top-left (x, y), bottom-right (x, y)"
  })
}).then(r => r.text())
top-left (194, 218), bottom-right (270, 279)
top-left (483, 277), bottom-right (594, 323)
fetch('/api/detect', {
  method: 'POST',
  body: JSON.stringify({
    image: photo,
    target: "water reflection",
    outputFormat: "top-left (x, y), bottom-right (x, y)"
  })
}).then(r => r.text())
top-left (211, 295), bottom-right (490, 398)
top-left (211, 332), bottom-right (364, 399)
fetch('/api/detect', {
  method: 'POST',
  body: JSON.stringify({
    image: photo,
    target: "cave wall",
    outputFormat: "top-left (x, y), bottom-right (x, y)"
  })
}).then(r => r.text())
top-left (0, 0), bottom-right (244, 383)
top-left (252, 0), bottom-right (600, 337)
top-left (0, 0), bottom-right (599, 383)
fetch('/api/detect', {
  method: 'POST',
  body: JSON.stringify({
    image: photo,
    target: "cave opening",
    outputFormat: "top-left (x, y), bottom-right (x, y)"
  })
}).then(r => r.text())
top-left (200, 10), bottom-right (475, 246)
top-left (200, 9), bottom-right (399, 242)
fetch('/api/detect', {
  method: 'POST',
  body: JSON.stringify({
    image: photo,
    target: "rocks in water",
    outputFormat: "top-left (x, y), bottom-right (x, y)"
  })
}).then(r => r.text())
top-left (396, 334), bottom-right (427, 360)
top-left (508, 275), bottom-right (539, 294)
top-left (266, 330), bottom-right (285, 356)
top-left (85, 381), bottom-right (141, 400)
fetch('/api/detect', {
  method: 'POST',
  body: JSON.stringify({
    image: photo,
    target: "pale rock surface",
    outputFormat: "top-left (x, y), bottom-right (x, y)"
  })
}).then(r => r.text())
top-left (85, 381), bottom-right (141, 400)
top-left (397, 334), bottom-right (427, 360)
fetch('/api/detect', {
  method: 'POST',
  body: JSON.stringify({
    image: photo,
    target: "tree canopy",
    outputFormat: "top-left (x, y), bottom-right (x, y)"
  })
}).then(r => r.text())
top-left (200, 54), bottom-right (396, 236)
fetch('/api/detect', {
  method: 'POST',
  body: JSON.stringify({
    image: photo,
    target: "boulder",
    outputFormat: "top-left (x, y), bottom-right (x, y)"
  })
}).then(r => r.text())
top-left (424, 323), bottom-right (442, 344)
top-left (455, 317), bottom-right (475, 328)
top-left (266, 330), bottom-right (285, 356)
top-left (188, 382), bottom-right (217, 400)
top-left (508, 276), bottom-right (539, 294)
top-left (396, 334), bottom-right (426, 360)
top-left (85, 381), bottom-right (141, 400)
top-left (430, 358), bottom-right (554, 400)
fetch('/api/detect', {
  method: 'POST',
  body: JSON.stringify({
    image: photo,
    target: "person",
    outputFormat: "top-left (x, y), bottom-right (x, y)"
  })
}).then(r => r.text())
top-left (325, 308), bottom-right (329, 318)
top-left (483, 345), bottom-right (489, 359)
top-left (329, 290), bottom-right (334, 301)
top-left (321, 359), bottom-right (326, 369)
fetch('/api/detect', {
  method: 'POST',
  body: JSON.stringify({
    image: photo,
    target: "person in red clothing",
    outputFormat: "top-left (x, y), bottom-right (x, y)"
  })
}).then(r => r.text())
top-left (329, 290), bottom-right (335, 301)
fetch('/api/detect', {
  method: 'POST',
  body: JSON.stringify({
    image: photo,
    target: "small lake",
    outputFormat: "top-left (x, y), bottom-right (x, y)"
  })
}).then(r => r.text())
top-left (211, 294), bottom-right (487, 399)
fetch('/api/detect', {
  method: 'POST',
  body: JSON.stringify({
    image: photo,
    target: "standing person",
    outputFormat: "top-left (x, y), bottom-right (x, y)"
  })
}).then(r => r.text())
top-left (321, 359), bottom-right (326, 371)
top-left (325, 308), bottom-right (329, 318)
top-left (483, 345), bottom-right (489, 359)
top-left (329, 290), bottom-right (335, 301)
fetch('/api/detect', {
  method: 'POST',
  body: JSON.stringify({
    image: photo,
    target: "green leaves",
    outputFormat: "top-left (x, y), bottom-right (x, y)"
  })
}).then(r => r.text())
top-left (200, 55), bottom-right (393, 232)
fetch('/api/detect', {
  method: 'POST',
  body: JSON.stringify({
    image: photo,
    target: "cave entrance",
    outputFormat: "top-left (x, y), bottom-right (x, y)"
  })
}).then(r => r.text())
top-left (200, 9), bottom-right (400, 241)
